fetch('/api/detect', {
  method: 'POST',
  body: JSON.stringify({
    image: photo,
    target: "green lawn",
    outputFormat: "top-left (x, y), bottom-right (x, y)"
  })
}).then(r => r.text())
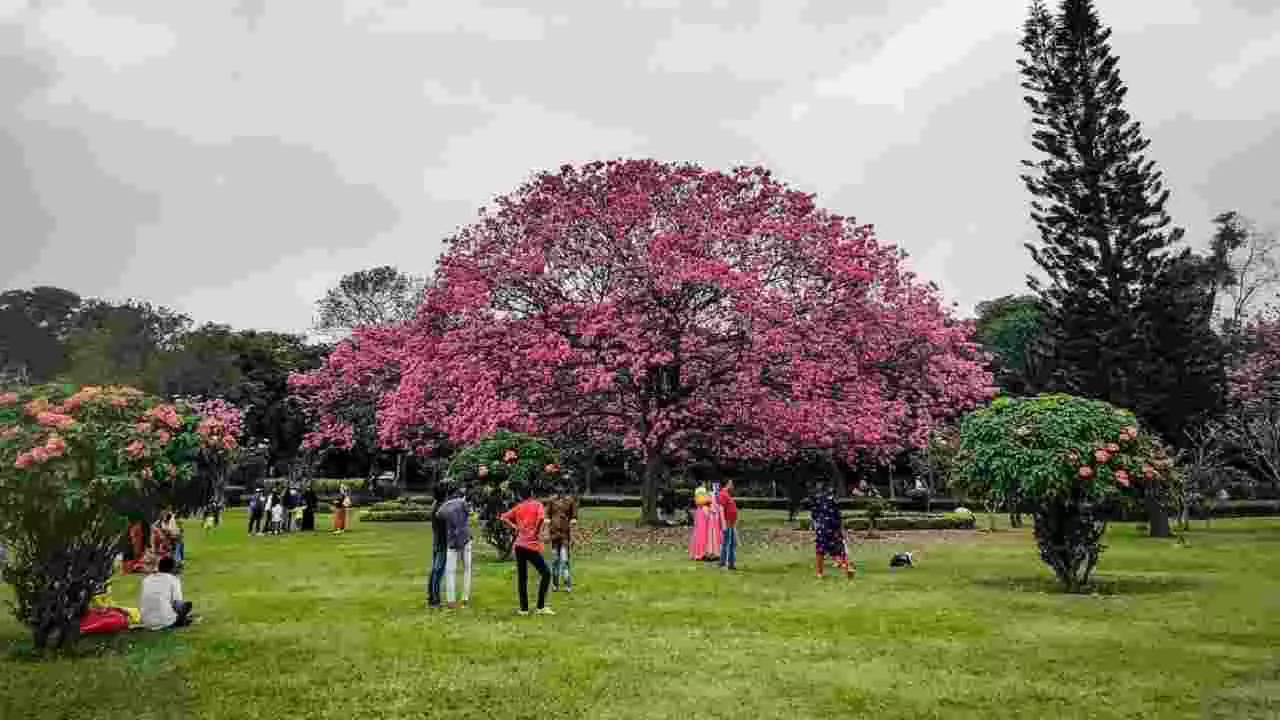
top-left (2, 509), bottom-right (1278, 719)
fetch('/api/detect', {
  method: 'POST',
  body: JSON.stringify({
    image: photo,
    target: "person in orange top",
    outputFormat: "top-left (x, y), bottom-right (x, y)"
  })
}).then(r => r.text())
top-left (499, 485), bottom-right (555, 616)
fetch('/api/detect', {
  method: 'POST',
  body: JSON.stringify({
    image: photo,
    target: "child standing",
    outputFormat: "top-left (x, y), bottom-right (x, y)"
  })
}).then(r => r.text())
top-left (811, 484), bottom-right (855, 579)
top-left (499, 485), bottom-right (554, 616)
top-left (437, 486), bottom-right (473, 609)
top-left (546, 483), bottom-right (578, 592)
top-left (270, 496), bottom-right (285, 535)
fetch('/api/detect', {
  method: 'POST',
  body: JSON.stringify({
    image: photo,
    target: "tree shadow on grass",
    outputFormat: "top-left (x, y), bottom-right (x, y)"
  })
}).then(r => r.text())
top-left (3, 627), bottom-right (180, 663)
top-left (971, 573), bottom-right (1202, 596)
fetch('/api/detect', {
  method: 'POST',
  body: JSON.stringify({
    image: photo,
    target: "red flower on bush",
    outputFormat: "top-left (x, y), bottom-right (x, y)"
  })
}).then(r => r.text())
top-left (1141, 464), bottom-right (1156, 480)
top-left (1105, 443), bottom-right (1120, 453)
top-left (1094, 449), bottom-right (1111, 464)
top-left (0, 391), bottom-right (19, 405)
top-left (502, 449), bottom-right (518, 464)
top-left (477, 464), bottom-right (489, 477)
top-left (1115, 470), bottom-right (1130, 487)
top-left (1078, 465), bottom-right (1094, 479)
top-left (544, 463), bottom-right (560, 474)
top-left (125, 440), bottom-right (146, 460)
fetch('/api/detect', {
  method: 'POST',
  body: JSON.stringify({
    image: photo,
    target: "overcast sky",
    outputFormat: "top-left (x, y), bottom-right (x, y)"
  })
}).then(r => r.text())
top-left (2, 0), bottom-right (1278, 333)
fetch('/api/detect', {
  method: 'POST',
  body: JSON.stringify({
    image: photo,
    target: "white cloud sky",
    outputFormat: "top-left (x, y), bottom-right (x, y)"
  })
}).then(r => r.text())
top-left (2, 0), bottom-right (1279, 332)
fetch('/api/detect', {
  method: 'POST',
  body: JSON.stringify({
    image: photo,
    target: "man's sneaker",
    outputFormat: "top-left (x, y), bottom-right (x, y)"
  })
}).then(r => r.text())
top-left (516, 609), bottom-right (530, 617)
top-left (534, 607), bottom-right (556, 616)
top-left (446, 602), bottom-right (460, 610)
top-left (564, 586), bottom-right (572, 594)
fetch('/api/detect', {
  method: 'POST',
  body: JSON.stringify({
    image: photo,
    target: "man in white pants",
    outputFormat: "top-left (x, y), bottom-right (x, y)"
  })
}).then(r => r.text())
top-left (435, 486), bottom-right (472, 609)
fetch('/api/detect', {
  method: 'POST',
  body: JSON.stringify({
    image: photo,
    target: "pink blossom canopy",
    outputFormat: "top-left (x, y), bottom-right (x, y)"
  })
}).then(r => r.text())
top-left (293, 159), bottom-right (995, 465)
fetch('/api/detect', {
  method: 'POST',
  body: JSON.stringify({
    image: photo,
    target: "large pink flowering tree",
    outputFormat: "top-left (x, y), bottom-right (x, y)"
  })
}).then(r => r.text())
top-left (294, 160), bottom-right (995, 522)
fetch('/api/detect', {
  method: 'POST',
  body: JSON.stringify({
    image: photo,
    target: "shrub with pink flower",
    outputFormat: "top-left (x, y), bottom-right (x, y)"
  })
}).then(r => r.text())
top-left (0, 383), bottom-right (242, 650)
top-left (951, 393), bottom-right (1178, 592)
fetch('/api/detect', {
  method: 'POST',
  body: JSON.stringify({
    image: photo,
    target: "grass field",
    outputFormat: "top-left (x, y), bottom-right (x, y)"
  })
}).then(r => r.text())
top-left (1, 508), bottom-right (1278, 719)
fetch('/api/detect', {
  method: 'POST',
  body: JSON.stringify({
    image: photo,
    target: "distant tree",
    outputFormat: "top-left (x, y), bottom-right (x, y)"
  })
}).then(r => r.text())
top-left (1207, 211), bottom-right (1280, 338)
top-left (0, 287), bottom-right (82, 383)
top-left (1019, 0), bottom-right (1192, 537)
top-left (61, 300), bottom-right (191, 392)
top-left (974, 295), bottom-right (1044, 394)
top-left (159, 325), bottom-right (327, 473)
top-left (313, 266), bottom-right (426, 339)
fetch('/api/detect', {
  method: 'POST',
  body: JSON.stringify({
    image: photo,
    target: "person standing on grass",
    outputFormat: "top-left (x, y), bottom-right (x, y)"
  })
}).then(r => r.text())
top-left (718, 478), bottom-right (739, 571)
top-left (248, 489), bottom-right (265, 535)
top-left (139, 556), bottom-right (194, 630)
top-left (437, 485), bottom-right (473, 609)
top-left (499, 484), bottom-right (555, 616)
top-left (332, 486), bottom-right (351, 534)
top-left (427, 484), bottom-right (448, 609)
top-left (270, 496), bottom-right (285, 535)
top-left (545, 479), bottom-right (577, 593)
top-left (301, 485), bottom-right (318, 531)
top-left (810, 484), bottom-right (855, 579)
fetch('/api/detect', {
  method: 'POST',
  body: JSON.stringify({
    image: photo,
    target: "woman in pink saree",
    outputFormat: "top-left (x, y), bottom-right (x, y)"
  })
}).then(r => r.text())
top-left (688, 486), bottom-right (723, 561)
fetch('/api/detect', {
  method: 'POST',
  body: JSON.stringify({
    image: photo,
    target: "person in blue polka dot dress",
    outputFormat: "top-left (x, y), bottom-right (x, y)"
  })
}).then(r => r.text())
top-left (810, 484), bottom-right (855, 579)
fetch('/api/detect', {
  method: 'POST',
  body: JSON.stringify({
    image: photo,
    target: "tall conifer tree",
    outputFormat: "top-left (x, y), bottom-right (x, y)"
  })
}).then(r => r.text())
top-left (1019, 0), bottom-right (1204, 536)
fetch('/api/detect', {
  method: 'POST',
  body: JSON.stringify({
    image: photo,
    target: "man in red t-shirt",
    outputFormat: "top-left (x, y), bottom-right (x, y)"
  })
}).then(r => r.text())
top-left (499, 486), bottom-right (555, 616)
top-left (718, 478), bottom-right (739, 571)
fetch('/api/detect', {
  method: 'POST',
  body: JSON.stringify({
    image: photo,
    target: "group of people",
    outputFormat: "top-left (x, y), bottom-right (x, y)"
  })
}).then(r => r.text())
top-left (426, 482), bottom-right (578, 616)
top-left (688, 479), bottom-right (739, 570)
top-left (686, 478), bottom-right (856, 578)
top-left (246, 485), bottom-right (325, 535)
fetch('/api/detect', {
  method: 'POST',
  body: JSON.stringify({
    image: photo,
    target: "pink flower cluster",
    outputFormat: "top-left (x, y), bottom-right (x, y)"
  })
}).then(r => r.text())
top-left (14, 435), bottom-right (67, 469)
top-left (191, 398), bottom-right (244, 451)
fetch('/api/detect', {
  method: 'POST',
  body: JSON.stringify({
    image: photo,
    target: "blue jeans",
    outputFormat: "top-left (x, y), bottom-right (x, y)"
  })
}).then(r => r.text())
top-left (550, 542), bottom-right (572, 589)
top-left (427, 547), bottom-right (447, 606)
top-left (720, 527), bottom-right (737, 568)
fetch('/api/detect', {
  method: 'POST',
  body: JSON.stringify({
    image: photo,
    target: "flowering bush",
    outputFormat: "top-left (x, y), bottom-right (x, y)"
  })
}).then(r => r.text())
top-left (950, 394), bottom-right (1177, 591)
top-left (0, 384), bottom-right (241, 649)
top-left (444, 431), bottom-right (561, 560)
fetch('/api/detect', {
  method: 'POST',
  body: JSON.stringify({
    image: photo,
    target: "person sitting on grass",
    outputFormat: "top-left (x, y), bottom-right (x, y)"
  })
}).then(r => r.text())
top-left (139, 556), bottom-right (194, 630)
top-left (810, 483), bottom-right (855, 580)
top-left (499, 484), bottom-right (555, 617)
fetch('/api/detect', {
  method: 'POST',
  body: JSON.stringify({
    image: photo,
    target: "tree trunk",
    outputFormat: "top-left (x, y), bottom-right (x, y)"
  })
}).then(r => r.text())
top-left (395, 451), bottom-right (407, 490)
top-left (1146, 492), bottom-right (1172, 538)
top-left (639, 452), bottom-right (663, 525)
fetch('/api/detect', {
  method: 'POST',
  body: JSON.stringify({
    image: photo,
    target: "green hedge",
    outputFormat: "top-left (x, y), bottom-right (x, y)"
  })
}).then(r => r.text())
top-left (359, 509), bottom-right (434, 522)
top-left (367, 500), bottom-right (434, 513)
top-left (575, 494), bottom-right (961, 511)
top-left (797, 512), bottom-right (975, 532)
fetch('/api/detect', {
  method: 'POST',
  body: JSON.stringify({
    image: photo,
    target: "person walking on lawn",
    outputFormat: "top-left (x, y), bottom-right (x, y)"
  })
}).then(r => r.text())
top-left (811, 483), bottom-right (855, 579)
top-left (718, 478), bottom-right (739, 571)
top-left (499, 485), bottom-right (555, 616)
top-left (546, 480), bottom-right (578, 592)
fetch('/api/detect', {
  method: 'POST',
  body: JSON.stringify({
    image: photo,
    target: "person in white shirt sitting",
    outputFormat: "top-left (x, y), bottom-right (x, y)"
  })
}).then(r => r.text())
top-left (139, 557), bottom-right (194, 630)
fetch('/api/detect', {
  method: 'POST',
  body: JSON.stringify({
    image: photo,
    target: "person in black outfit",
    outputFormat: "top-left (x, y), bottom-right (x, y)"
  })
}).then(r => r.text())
top-left (301, 486), bottom-right (318, 531)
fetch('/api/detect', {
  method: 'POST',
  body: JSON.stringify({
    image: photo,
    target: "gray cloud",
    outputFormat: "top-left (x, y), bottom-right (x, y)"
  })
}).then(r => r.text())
top-left (1, 0), bottom-right (1277, 332)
